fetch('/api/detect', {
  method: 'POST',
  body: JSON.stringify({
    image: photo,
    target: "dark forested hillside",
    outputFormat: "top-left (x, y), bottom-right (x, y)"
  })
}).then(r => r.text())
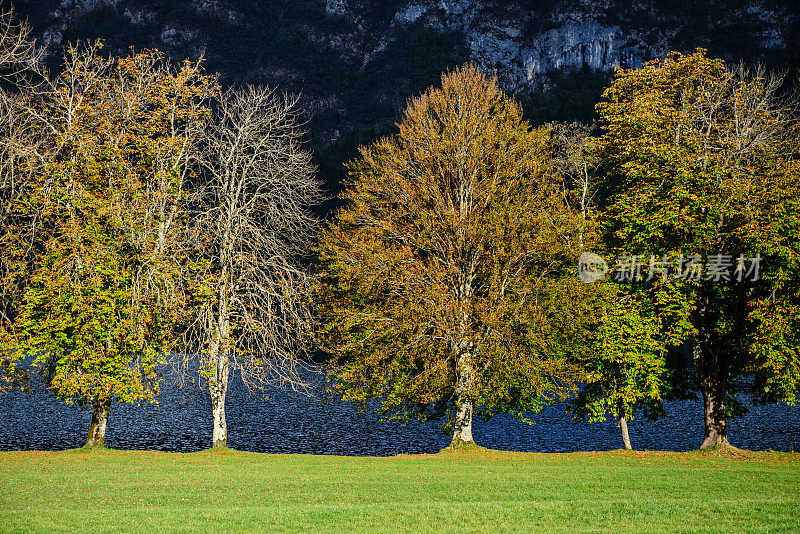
top-left (7, 0), bottom-right (799, 205)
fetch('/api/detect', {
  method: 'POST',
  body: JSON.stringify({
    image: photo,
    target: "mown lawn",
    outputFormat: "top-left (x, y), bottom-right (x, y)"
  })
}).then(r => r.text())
top-left (0, 447), bottom-right (798, 533)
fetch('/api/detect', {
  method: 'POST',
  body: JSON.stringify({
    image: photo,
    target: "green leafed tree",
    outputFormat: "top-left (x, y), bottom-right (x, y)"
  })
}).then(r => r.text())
top-left (596, 49), bottom-right (800, 448)
top-left (3, 43), bottom-right (215, 447)
top-left (317, 65), bottom-right (594, 448)
top-left (570, 287), bottom-right (672, 450)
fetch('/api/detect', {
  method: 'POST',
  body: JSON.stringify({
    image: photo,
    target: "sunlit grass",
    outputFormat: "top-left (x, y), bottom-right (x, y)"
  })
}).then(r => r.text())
top-left (1, 447), bottom-right (798, 533)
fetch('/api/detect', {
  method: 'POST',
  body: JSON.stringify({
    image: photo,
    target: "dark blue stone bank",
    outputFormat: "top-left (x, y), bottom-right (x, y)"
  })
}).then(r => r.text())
top-left (0, 372), bottom-right (797, 455)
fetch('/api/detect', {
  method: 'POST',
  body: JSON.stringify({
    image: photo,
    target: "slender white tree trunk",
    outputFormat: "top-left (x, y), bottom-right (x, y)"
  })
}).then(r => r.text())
top-left (209, 351), bottom-right (229, 448)
top-left (619, 416), bottom-right (632, 450)
top-left (617, 398), bottom-right (632, 450)
top-left (209, 288), bottom-right (231, 449)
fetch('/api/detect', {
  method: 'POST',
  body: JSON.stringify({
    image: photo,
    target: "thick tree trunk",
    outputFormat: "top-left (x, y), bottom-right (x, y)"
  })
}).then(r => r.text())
top-left (700, 386), bottom-right (729, 448)
top-left (450, 341), bottom-right (475, 447)
top-left (452, 395), bottom-right (474, 445)
top-left (617, 399), bottom-right (632, 450)
top-left (693, 338), bottom-right (730, 449)
top-left (86, 397), bottom-right (111, 448)
top-left (209, 350), bottom-right (230, 448)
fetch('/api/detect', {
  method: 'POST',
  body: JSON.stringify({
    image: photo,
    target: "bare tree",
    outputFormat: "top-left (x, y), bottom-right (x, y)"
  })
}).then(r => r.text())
top-left (180, 86), bottom-right (322, 448)
top-left (548, 122), bottom-right (602, 248)
top-left (0, 7), bottom-right (43, 87)
top-left (690, 62), bottom-right (796, 170)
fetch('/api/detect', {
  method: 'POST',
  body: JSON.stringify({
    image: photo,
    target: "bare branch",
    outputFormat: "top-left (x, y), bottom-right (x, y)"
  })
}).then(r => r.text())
top-left (178, 85), bottom-right (323, 445)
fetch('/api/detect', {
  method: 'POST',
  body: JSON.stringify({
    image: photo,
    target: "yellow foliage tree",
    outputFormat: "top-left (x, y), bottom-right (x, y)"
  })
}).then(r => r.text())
top-left (318, 65), bottom-right (594, 448)
top-left (2, 43), bottom-right (216, 447)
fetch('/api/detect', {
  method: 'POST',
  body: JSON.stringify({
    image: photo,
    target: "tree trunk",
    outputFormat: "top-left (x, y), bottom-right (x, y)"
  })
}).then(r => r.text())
top-left (86, 397), bottom-right (111, 448)
top-left (619, 415), bottom-right (632, 450)
top-left (613, 366), bottom-right (633, 450)
top-left (452, 395), bottom-right (474, 445)
top-left (693, 337), bottom-right (730, 449)
top-left (617, 399), bottom-right (632, 450)
top-left (208, 284), bottom-right (231, 449)
top-left (209, 349), bottom-right (230, 448)
top-left (700, 385), bottom-right (729, 448)
top-left (450, 342), bottom-right (475, 447)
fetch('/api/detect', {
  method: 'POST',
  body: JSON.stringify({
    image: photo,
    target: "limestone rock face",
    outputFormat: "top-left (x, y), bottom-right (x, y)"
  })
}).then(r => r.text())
top-left (317, 0), bottom-right (791, 91)
top-left (520, 21), bottom-right (647, 78)
top-left (39, 0), bottom-right (121, 50)
top-left (325, 0), bottom-right (348, 17)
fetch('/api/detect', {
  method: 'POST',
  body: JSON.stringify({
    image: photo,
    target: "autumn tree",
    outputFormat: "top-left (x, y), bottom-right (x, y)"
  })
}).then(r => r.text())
top-left (180, 87), bottom-right (321, 448)
top-left (317, 65), bottom-right (593, 448)
top-left (4, 44), bottom-right (215, 447)
top-left (0, 6), bottom-right (45, 393)
top-left (549, 122), bottom-right (687, 451)
top-left (597, 50), bottom-right (800, 448)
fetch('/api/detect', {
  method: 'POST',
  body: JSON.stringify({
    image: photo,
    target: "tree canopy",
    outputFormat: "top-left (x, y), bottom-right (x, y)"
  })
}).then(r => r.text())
top-left (1, 43), bottom-right (216, 446)
top-left (318, 64), bottom-right (594, 446)
top-left (596, 49), bottom-right (800, 447)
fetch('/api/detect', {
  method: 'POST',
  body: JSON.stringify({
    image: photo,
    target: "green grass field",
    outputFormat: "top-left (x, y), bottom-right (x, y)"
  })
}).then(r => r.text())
top-left (1, 447), bottom-right (798, 533)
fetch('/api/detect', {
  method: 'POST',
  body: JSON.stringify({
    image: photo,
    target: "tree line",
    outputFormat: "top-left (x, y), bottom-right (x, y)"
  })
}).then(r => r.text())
top-left (1, 9), bottom-right (798, 451)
